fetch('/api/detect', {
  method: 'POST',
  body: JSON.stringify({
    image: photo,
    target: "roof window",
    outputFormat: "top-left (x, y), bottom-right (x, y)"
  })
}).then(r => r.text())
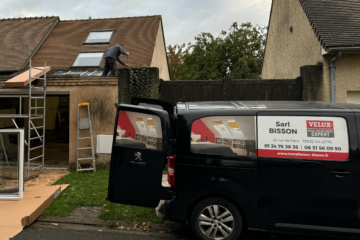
top-left (84, 30), bottom-right (114, 45)
top-left (72, 52), bottom-right (105, 67)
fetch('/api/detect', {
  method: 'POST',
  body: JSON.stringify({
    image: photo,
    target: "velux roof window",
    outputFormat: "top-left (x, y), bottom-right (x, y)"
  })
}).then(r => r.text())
top-left (84, 30), bottom-right (114, 45)
top-left (72, 52), bottom-right (105, 67)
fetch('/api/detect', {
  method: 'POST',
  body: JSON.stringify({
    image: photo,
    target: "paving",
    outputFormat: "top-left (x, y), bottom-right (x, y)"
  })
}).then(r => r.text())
top-left (12, 221), bottom-right (360, 240)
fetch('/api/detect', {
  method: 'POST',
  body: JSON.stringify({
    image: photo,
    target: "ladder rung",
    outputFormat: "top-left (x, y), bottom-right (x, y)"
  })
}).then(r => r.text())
top-left (31, 96), bottom-right (45, 99)
top-left (77, 168), bottom-right (94, 171)
top-left (29, 155), bottom-right (43, 161)
top-left (30, 135), bottom-right (44, 140)
top-left (78, 147), bottom-right (92, 150)
top-left (78, 137), bottom-right (91, 139)
top-left (30, 107), bottom-right (44, 109)
top-left (31, 77), bottom-right (44, 80)
top-left (32, 86), bottom-right (45, 89)
top-left (30, 145), bottom-right (43, 151)
top-left (31, 67), bottom-right (46, 71)
top-left (31, 116), bottom-right (45, 119)
top-left (77, 157), bottom-right (93, 160)
top-left (30, 165), bottom-right (43, 171)
top-left (30, 126), bottom-right (44, 130)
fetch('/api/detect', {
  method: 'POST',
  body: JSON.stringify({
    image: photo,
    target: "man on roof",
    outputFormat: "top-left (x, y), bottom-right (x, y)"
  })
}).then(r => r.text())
top-left (102, 43), bottom-right (129, 76)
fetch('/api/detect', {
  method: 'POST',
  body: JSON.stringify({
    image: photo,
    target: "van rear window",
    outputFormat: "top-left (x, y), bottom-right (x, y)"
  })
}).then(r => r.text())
top-left (190, 116), bottom-right (256, 156)
top-left (257, 116), bottom-right (349, 161)
top-left (115, 110), bottom-right (163, 150)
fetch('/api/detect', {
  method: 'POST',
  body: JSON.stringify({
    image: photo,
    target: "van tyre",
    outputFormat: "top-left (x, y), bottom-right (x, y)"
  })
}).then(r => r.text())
top-left (191, 197), bottom-right (242, 240)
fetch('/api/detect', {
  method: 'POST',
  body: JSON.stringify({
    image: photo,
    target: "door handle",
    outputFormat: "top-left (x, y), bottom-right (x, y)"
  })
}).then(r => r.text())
top-left (330, 171), bottom-right (351, 178)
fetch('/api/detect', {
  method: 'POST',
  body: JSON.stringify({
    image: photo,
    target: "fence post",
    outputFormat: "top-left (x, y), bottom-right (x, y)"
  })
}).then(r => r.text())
top-left (222, 78), bottom-right (232, 100)
top-left (159, 79), bottom-right (164, 101)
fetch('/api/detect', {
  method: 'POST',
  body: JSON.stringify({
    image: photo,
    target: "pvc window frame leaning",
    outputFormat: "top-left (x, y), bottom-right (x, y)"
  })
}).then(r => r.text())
top-left (0, 128), bottom-right (24, 201)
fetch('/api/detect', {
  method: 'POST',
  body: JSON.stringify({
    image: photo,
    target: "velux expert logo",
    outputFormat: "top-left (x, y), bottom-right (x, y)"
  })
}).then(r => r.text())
top-left (306, 120), bottom-right (334, 138)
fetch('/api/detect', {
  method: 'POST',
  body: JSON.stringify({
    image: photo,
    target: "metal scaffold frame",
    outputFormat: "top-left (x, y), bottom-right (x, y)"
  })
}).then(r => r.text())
top-left (0, 59), bottom-right (47, 179)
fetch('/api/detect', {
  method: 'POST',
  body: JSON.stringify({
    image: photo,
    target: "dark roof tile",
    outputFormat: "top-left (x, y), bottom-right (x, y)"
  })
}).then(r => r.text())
top-left (0, 17), bottom-right (59, 71)
top-left (31, 16), bottom-right (161, 69)
top-left (299, 0), bottom-right (360, 50)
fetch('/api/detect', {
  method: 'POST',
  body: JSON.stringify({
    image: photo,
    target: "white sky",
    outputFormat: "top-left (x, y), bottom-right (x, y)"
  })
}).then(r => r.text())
top-left (0, 0), bottom-right (272, 46)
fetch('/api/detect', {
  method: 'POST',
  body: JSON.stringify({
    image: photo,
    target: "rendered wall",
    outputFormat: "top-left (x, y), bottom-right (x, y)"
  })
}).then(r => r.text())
top-left (150, 22), bottom-right (170, 80)
top-left (45, 77), bottom-right (118, 167)
top-left (325, 54), bottom-right (360, 103)
top-left (262, 0), bottom-right (322, 79)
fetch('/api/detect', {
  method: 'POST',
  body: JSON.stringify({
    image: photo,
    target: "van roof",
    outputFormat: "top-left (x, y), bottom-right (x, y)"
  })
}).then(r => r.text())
top-left (176, 101), bottom-right (360, 111)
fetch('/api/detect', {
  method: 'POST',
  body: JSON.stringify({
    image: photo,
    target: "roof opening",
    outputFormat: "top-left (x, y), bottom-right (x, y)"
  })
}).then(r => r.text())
top-left (72, 52), bottom-right (105, 67)
top-left (84, 30), bottom-right (114, 45)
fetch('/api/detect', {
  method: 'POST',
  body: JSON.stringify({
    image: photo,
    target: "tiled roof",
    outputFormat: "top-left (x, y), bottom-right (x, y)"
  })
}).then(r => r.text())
top-left (0, 17), bottom-right (59, 71)
top-left (299, 0), bottom-right (360, 50)
top-left (31, 16), bottom-right (162, 70)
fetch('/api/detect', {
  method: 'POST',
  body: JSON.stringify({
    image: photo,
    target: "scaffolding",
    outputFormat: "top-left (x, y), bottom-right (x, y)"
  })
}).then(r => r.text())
top-left (0, 59), bottom-right (47, 179)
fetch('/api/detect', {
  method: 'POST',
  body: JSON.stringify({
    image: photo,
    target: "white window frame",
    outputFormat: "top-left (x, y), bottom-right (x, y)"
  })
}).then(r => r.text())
top-left (83, 30), bottom-right (114, 45)
top-left (72, 51), bottom-right (105, 68)
top-left (0, 129), bottom-right (24, 201)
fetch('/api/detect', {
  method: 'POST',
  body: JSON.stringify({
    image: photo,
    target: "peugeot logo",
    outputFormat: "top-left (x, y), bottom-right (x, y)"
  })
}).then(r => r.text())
top-left (134, 152), bottom-right (142, 161)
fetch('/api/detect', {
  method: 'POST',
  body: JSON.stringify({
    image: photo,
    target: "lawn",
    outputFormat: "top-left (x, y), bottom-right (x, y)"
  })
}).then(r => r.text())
top-left (43, 167), bottom-right (161, 223)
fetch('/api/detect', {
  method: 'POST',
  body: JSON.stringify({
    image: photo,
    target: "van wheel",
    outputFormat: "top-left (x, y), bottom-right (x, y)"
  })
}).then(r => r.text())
top-left (191, 197), bottom-right (242, 240)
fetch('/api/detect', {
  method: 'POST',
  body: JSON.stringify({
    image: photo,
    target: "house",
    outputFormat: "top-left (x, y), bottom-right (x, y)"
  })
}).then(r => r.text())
top-left (0, 15), bottom-right (169, 170)
top-left (262, 0), bottom-right (360, 103)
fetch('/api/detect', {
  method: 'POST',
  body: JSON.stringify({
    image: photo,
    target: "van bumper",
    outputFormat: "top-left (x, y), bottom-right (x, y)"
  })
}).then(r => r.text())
top-left (161, 199), bottom-right (191, 222)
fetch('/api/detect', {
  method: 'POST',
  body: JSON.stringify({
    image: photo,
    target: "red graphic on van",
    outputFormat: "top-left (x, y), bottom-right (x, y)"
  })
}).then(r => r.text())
top-left (306, 120), bottom-right (333, 129)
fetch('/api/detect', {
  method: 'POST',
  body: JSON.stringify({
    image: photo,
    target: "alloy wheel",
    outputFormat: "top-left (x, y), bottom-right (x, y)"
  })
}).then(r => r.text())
top-left (198, 204), bottom-right (234, 239)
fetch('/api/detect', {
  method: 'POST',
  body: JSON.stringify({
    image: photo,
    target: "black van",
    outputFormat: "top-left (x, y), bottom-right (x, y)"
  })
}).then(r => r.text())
top-left (107, 99), bottom-right (360, 240)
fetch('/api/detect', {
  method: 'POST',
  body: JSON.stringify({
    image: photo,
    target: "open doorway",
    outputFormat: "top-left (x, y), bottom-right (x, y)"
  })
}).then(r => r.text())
top-left (29, 95), bottom-right (70, 168)
top-left (0, 95), bottom-right (71, 170)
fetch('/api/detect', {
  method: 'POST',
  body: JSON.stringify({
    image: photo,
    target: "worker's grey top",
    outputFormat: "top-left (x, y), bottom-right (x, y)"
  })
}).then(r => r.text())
top-left (105, 45), bottom-right (128, 65)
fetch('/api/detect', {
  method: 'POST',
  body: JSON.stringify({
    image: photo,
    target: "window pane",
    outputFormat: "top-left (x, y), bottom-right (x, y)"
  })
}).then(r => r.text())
top-left (73, 53), bottom-right (104, 67)
top-left (191, 116), bottom-right (256, 156)
top-left (115, 111), bottom-right (163, 150)
top-left (0, 133), bottom-right (19, 194)
top-left (258, 116), bottom-right (349, 161)
top-left (85, 31), bottom-right (113, 43)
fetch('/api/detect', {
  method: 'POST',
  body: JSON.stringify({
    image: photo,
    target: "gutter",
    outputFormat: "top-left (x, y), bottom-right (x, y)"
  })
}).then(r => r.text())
top-left (21, 19), bottom-right (59, 70)
top-left (328, 47), bottom-right (360, 102)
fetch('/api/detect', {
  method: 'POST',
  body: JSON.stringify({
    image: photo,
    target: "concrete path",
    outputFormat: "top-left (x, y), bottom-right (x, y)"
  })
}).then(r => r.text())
top-left (12, 221), bottom-right (358, 240)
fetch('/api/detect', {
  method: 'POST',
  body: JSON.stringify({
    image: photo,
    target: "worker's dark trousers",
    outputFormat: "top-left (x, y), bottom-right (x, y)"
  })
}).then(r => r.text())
top-left (102, 57), bottom-right (116, 76)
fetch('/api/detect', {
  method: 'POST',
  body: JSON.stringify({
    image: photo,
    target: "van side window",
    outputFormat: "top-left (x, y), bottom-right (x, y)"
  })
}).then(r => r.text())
top-left (115, 110), bottom-right (163, 150)
top-left (257, 116), bottom-right (349, 161)
top-left (191, 116), bottom-right (256, 156)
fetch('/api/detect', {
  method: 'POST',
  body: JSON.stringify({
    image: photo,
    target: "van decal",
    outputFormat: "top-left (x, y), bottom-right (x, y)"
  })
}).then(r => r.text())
top-left (258, 116), bottom-right (348, 161)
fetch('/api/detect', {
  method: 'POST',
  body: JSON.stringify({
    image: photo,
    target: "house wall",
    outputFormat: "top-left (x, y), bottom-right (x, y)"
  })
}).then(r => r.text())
top-left (45, 77), bottom-right (118, 167)
top-left (150, 22), bottom-right (170, 80)
top-left (262, 0), bottom-right (323, 79)
top-left (322, 53), bottom-right (360, 103)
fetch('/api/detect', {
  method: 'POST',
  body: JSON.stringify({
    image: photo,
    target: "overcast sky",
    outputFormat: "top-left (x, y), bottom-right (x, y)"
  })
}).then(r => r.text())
top-left (0, 0), bottom-right (272, 46)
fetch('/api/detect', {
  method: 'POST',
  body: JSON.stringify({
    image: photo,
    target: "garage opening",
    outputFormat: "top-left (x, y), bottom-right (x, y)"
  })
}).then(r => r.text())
top-left (0, 95), bottom-right (69, 170)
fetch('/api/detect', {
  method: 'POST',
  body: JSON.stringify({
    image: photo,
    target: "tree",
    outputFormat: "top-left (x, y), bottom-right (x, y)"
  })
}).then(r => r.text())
top-left (166, 43), bottom-right (187, 80)
top-left (182, 22), bottom-right (266, 80)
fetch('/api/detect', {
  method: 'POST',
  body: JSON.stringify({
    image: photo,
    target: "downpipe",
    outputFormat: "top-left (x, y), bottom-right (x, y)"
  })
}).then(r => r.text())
top-left (330, 51), bottom-right (342, 102)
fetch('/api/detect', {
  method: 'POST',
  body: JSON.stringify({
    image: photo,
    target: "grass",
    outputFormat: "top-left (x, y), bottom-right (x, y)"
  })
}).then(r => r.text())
top-left (43, 167), bottom-right (161, 223)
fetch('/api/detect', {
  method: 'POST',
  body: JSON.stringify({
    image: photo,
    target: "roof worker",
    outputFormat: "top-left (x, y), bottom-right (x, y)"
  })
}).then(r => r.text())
top-left (102, 43), bottom-right (129, 77)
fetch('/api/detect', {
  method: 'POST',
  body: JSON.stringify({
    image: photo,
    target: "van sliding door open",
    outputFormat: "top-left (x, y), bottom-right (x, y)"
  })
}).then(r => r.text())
top-left (107, 104), bottom-right (172, 208)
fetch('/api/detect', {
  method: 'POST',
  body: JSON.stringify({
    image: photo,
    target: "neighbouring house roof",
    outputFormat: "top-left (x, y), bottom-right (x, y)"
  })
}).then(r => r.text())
top-left (299, 0), bottom-right (360, 50)
top-left (31, 16), bottom-right (162, 71)
top-left (0, 17), bottom-right (59, 72)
